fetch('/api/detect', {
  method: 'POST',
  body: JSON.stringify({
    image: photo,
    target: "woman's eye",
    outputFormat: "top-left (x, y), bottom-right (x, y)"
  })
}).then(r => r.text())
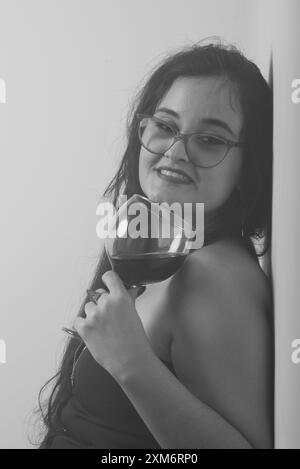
top-left (154, 120), bottom-right (173, 133)
top-left (197, 135), bottom-right (224, 145)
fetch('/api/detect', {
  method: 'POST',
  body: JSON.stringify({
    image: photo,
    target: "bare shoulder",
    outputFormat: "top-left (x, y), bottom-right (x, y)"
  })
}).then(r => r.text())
top-left (167, 237), bottom-right (274, 449)
top-left (174, 236), bottom-right (272, 312)
top-left (170, 235), bottom-right (274, 347)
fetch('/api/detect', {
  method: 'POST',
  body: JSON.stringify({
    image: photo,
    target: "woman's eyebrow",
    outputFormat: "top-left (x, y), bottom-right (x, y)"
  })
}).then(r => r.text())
top-left (155, 107), bottom-right (180, 119)
top-left (155, 107), bottom-right (236, 138)
top-left (200, 117), bottom-right (236, 138)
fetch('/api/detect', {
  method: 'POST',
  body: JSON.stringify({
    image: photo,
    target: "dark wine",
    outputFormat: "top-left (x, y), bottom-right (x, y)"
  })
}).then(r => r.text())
top-left (110, 252), bottom-right (188, 286)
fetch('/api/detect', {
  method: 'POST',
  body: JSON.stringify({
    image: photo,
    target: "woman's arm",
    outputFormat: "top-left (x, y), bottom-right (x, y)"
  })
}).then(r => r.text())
top-left (114, 249), bottom-right (273, 450)
top-left (75, 246), bottom-right (273, 449)
top-left (114, 346), bottom-right (253, 449)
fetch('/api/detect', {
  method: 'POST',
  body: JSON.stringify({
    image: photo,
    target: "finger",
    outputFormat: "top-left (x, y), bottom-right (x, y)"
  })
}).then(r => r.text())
top-left (87, 287), bottom-right (108, 297)
top-left (84, 301), bottom-right (97, 318)
top-left (86, 288), bottom-right (107, 305)
top-left (73, 317), bottom-right (86, 337)
top-left (101, 270), bottom-right (127, 294)
top-left (95, 287), bottom-right (108, 295)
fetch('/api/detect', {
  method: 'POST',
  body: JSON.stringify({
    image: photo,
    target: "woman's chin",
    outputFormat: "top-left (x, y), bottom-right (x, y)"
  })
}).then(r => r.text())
top-left (144, 185), bottom-right (176, 203)
top-left (143, 179), bottom-right (195, 204)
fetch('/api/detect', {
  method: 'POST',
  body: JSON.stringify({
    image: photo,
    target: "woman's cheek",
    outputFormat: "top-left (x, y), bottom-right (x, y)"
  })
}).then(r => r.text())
top-left (138, 153), bottom-right (159, 197)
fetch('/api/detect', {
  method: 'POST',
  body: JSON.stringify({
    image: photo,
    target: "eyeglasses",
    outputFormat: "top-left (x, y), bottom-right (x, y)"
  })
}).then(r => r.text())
top-left (137, 113), bottom-right (244, 168)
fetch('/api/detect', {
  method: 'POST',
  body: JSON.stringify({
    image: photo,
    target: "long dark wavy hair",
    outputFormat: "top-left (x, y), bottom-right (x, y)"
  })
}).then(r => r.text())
top-left (34, 38), bottom-right (273, 448)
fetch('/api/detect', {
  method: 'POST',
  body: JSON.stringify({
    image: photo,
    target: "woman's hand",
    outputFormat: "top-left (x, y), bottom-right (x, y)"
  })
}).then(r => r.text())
top-left (74, 271), bottom-right (153, 380)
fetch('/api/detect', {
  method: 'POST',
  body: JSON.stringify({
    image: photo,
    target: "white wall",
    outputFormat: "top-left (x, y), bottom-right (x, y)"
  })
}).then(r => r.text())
top-left (0, 0), bottom-right (270, 448)
top-left (271, 0), bottom-right (300, 449)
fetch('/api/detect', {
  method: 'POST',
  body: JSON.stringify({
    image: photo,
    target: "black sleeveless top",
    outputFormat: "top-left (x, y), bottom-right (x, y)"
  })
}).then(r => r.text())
top-left (47, 345), bottom-right (176, 449)
top-left (45, 231), bottom-right (254, 449)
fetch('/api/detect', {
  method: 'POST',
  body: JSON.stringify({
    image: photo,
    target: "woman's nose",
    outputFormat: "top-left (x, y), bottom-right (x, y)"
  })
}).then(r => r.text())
top-left (163, 138), bottom-right (190, 163)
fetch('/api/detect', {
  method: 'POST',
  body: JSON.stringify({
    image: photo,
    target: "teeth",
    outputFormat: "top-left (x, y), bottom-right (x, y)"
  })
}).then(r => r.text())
top-left (159, 169), bottom-right (191, 182)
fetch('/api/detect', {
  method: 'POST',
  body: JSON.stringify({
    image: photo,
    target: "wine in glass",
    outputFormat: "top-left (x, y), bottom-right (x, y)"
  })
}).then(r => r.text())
top-left (62, 194), bottom-right (193, 338)
top-left (105, 194), bottom-right (192, 287)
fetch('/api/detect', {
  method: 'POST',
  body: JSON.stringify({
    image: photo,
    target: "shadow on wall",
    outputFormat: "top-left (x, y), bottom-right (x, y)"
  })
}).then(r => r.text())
top-left (261, 54), bottom-right (273, 283)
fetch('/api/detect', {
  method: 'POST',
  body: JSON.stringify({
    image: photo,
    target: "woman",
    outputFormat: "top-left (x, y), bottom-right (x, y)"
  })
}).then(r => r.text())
top-left (37, 40), bottom-right (273, 449)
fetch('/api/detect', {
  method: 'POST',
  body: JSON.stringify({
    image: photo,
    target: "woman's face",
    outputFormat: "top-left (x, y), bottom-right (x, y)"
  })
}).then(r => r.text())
top-left (138, 75), bottom-right (244, 213)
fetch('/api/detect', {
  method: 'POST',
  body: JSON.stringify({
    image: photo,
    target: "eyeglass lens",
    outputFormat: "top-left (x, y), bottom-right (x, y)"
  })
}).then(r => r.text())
top-left (138, 116), bottom-right (228, 167)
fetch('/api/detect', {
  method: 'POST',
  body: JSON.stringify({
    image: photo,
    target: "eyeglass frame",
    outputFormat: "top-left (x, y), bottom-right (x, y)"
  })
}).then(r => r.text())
top-left (136, 113), bottom-right (244, 168)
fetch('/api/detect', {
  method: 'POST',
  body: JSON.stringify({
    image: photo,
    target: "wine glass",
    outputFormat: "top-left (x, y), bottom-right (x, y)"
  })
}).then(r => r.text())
top-left (62, 194), bottom-right (193, 338)
top-left (105, 194), bottom-right (193, 287)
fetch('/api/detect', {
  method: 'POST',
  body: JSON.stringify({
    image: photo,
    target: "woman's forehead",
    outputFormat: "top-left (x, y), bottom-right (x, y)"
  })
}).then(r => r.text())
top-left (156, 76), bottom-right (243, 136)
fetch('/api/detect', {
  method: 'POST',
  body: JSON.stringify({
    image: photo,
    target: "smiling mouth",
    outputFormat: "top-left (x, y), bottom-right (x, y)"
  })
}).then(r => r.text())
top-left (155, 167), bottom-right (193, 184)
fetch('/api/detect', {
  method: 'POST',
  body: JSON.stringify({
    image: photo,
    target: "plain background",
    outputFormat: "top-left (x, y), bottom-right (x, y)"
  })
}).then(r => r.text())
top-left (0, 0), bottom-right (275, 449)
top-left (271, 0), bottom-right (300, 449)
